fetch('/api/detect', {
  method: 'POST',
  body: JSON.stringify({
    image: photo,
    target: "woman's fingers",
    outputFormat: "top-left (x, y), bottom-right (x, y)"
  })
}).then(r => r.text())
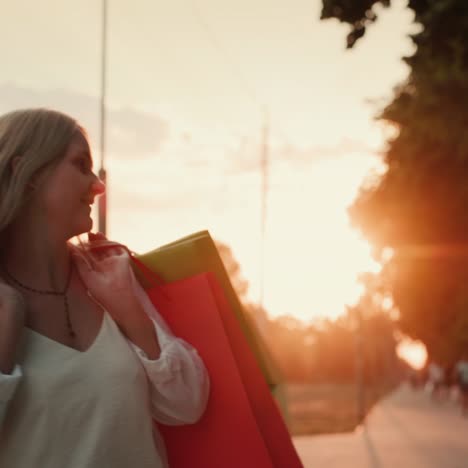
top-left (87, 232), bottom-right (109, 260)
top-left (85, 232), bottom-right (127, 262)
top-left (88, 231), bottom-right (107, 242)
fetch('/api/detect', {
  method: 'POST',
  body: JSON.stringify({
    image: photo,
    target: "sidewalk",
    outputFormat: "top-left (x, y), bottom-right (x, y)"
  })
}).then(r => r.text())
top-left (293, 384), bottom-right (468, 468)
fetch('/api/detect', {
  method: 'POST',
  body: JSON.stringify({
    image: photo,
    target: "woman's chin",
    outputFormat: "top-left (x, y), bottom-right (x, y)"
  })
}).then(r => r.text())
top-left (72, 217), bottom-right (94, 238)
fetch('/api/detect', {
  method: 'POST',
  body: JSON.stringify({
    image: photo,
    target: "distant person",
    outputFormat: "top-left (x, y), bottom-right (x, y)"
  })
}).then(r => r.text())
top-left (443, 363), bottom-right (454, 395)
top-left (0, 108), bottom-right (210, 467)
top-left (427, 361), bottom-right (445, 400)
top-left (455, 351), bottom-right (468, 416)
top-left (408, 367), bottom-right (424, 390)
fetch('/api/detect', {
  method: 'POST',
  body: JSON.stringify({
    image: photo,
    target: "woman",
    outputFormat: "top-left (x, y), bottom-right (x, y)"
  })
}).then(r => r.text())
top-left (0, 108), bottom-right (210, 467)
top-left (455, 351), bottom-right (468, 416)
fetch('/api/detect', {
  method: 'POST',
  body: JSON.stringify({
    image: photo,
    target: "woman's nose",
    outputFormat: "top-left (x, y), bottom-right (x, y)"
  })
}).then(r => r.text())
top-left (91, 176), bottom-right (106, 196)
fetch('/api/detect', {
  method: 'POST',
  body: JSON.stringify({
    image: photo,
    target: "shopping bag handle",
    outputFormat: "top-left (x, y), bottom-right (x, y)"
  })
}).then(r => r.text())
top-left (77, 238), bottom-right (169, 298)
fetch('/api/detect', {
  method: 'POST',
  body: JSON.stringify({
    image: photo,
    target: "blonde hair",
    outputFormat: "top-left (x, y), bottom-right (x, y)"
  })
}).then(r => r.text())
top-left (0, 108), bottom-right (80, 233)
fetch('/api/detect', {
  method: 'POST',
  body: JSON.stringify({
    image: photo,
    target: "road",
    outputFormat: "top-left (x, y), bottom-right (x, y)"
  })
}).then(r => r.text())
top-left (293, 384), bottom-right (468, 468)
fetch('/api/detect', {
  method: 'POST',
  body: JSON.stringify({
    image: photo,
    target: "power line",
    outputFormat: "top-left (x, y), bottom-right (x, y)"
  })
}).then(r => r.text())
top-left (180, 1), bottom-right (295, 313)
top-left (182, 0), bottom-right (264, 112)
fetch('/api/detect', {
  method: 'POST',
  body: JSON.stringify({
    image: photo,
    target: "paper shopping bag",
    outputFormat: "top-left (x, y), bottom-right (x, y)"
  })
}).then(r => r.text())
top-left (134, 230), bottom-right (281, 390)
top-left (147, 273), bottom-right (274, 467)
top-left (132, 266), bottom-right (303, 468)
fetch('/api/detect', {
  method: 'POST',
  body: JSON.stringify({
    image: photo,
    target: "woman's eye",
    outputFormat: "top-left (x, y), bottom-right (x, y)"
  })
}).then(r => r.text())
top-left (77, 158), bottom-right (91, 173)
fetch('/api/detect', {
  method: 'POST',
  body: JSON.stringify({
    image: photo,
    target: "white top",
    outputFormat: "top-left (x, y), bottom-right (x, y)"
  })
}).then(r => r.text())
top-left (0, 307), bottom-right (209, 468)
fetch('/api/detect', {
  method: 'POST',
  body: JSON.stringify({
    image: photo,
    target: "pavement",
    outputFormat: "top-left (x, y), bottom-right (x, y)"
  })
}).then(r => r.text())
top-left (293, 384), bottom-right (468, 468)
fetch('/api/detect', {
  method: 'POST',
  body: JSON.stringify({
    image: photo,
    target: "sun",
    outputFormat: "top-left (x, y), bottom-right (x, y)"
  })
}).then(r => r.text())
top-left (397, 338), bottom-right (427, 370)
top-left (259, 153), bottom-right (382, 322)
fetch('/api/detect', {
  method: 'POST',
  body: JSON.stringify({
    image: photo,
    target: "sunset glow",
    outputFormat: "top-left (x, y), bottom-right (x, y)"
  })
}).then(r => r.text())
top-left (259, 153), bottom-right (382, 321)
top-left (397, 339), bottom-right (428, 370)
top-left (2, 0), bottom-right (414, 326)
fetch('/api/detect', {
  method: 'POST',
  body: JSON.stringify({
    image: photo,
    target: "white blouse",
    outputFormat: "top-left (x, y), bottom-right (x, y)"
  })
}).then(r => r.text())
top-left (0, 299), bottom-right (210, 467)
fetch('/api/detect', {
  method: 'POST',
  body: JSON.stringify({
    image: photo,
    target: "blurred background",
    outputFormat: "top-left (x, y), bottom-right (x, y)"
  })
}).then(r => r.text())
top-left (2, 0), bottom-right (468, 465)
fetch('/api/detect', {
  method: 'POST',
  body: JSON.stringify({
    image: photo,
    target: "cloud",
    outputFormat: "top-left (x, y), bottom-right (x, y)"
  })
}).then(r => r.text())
top-left (277, 138), bottom-right (379, 161)
top-left (0, 83), bottom-right (169, 158)
top-left (226, 136), bottom-right (379, 174)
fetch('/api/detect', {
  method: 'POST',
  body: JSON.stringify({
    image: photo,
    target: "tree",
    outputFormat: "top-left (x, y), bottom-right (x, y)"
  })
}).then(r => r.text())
top-left (215, 240), bottom-right (249, 300)
top-left (320, 0), bottom-right (468, 363)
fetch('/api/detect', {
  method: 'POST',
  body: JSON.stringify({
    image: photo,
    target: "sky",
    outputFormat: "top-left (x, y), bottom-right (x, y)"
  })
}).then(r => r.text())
top-left (1, 0), bottom-right (417, 323)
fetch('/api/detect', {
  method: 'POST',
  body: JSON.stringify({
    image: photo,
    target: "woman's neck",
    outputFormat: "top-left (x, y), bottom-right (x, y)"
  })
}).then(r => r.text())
top-left (1, 219), bottom-right (72, 292)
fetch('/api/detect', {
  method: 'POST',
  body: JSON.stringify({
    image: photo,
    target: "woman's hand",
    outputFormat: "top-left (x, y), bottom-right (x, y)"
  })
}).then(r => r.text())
top-left (74, 233), bottom-right (137, 318)
top-left (73, 233), bottom-right (153, 338)
top-left (0, 283), bottom-right (26, 374)
top-left (0, 282), bottom-right (26, 325)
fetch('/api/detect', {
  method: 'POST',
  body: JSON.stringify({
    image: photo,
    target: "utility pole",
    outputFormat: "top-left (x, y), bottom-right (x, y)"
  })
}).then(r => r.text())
top-left (98, 0), bottom-right (108, 235)
top-left (259, 108), bottom-right (269, 314)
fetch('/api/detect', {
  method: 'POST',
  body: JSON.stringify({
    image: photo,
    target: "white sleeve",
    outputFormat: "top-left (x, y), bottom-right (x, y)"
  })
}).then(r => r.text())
top-left (0, 365), bottom-right (22, 425)
top-left (129, 316), bottom-right (210, 425)
top-left (127, 270), bottom-right (210, 426)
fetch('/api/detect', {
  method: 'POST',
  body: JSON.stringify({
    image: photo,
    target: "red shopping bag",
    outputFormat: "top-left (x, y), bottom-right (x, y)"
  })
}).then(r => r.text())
top-left (137, 268), bottom-right (303, 468)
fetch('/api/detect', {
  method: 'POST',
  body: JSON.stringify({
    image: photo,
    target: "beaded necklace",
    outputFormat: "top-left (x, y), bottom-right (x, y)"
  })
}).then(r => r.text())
top-left (1, 258), bottom-right (76, 338)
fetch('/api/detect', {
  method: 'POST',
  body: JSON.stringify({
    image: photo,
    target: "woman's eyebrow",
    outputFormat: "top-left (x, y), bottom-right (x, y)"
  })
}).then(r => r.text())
top-left (77, 150), bottom-right (93, 167)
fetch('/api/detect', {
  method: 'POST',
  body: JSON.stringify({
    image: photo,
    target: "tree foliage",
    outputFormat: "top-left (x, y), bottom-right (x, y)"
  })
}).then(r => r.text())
top-left (215, 240), bottom-right (249, 300)
top-left (266, 309), bottom-right (398, 383)
top-left (321, 0), bottom-right (390, 48)
top-left (320, 0), bottom-right (468, 363)
top-left (216, 238), bottom-right (400, 381)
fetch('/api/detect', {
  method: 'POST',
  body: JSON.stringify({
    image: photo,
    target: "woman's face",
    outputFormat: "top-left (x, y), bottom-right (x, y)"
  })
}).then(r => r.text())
top-left (36, 131), bottom-right (105, 239)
